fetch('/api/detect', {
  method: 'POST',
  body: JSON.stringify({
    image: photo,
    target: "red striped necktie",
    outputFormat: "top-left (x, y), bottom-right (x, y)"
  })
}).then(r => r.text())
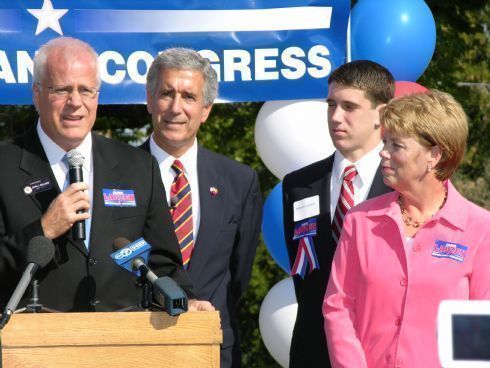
top-left (332, 165), bottom-right (357, 245)
top-left (170, 160), bottom-right (194, 269)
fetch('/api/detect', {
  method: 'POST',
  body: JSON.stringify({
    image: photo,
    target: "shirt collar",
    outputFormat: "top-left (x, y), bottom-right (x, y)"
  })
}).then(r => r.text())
top-left (332, 142), bottom-right (383, 184)
top-left (367, 180), bottom-right (467, 231)
top-left (149, 134), bottom-right (198, 174)
top-left (37, 120), bottom-right (92, 170)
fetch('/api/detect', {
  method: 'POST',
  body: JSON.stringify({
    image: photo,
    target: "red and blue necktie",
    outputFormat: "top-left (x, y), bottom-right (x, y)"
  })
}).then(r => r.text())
top-left (170, 160), bottom-right (194, 269)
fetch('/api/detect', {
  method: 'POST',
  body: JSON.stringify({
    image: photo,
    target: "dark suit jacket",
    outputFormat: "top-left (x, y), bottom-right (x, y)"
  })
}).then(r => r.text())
top-left (282, 153), bottom-right (391, 368)
top-left (141, 141), bottom-right (262, 367)
top-left (0, 126), bottom-right (194, 312)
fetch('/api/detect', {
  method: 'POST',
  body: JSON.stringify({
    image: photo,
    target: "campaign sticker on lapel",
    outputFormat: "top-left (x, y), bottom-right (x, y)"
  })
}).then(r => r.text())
top-left (291, 218), bottom-right (320, 278)
top-left (293, 195), bottom-right (320, 222)
top-left (103, 189), bottom-right (137, 207)
top-left (293, 218), bottom-right (317, 240)
top-left (432, 240), bottom-right (468, 263)
top-left (24, 178), bottom-right (52, 195)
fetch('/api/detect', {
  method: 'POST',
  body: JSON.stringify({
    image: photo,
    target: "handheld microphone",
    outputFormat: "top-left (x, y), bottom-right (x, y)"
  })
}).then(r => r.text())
top-left (66, 149), bottom-right (85, 241)
top-left (0, 236), bottom-right (55, 329)
top-left (110, 237), bottom-right (188, 316)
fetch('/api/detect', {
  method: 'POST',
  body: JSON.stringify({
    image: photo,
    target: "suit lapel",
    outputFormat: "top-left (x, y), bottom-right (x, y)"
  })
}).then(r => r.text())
top-left (18, 126), bottom-right (60, 212)
top-left (320, 157), bottom-right (334, 218)
top-left (188, 147), bottom-right (225, 275)
top-left (367, 164), bottom-right (391, 199)
top-left (88, 134), bottom-right (119, 252)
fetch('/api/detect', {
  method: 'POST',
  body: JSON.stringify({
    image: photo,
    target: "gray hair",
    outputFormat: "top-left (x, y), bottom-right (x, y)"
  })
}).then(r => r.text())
top-left (33, 36), bottom-right (101, 88)
top-left (146, 48), bottom-right (218, 106)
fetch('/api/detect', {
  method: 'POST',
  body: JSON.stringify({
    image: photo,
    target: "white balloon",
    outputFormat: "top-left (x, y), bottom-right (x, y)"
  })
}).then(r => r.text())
top-left (255, 99), bottom-right (335, 180)
top-left (259, 277), bottom-right (297, 368)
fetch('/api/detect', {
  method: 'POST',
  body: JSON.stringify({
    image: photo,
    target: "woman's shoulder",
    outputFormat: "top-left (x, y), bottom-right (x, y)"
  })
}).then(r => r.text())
top-left (349, 191), bottom-right (397, 216)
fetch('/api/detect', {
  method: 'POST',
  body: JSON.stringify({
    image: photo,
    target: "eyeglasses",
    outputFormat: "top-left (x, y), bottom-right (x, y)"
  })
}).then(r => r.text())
top-left (37, 83), bottom-right (99, 99)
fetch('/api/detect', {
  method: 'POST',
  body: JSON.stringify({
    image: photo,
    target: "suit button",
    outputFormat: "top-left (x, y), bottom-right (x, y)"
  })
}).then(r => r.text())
top-left (400, 278), bottom-right (407, 287)
top-left (89, 257), bottom-right (98, 266)
top-left (89, 299), bottom-right (100, 306)
top-left (395, 318), bottom-right (401, 326)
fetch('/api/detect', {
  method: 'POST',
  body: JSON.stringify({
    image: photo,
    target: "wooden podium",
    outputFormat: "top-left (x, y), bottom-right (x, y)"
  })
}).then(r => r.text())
top-left (0, 311), bottom-right (222, 368)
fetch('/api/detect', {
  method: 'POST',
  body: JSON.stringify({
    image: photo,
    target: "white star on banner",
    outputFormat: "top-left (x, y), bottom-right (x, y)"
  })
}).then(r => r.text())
top-left (27, 0), bottom-right (68, 36)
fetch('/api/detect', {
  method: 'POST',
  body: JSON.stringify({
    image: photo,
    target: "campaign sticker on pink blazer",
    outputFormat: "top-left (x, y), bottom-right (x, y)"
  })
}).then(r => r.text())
top-left (431, 240), bottom-right (468, 263)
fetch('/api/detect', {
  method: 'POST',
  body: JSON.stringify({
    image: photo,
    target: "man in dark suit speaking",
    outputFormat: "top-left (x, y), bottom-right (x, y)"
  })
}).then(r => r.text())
top-left (282, 60), bottom-right (395, 367)
top-left (0, 37), bottom-right (212, 313)
top-left (141, 48), bottom-right (262, 368)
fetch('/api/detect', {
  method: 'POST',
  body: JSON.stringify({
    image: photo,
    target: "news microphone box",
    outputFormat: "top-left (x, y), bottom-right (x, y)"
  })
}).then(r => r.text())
top-left (153, 276), bottom-right (188, 316)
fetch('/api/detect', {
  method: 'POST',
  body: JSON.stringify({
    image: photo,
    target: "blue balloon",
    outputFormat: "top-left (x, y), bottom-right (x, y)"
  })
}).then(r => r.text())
top-left (351, 0), bottom-right (436, 81)
top-left (262, 182), bottom-right (291, 274)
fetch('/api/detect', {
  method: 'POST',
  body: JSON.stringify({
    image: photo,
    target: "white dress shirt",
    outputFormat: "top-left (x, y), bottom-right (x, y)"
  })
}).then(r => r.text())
top-left (149, 135), bottom-right (201, 237)
top-left (330, 142), bottom-right (383, 222)
top-left (37, 121), bottom-right (94, 248)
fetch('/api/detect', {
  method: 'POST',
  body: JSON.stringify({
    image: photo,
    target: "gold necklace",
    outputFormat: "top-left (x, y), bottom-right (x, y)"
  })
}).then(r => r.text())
top-left (398, 186), bottom-right (448, 228)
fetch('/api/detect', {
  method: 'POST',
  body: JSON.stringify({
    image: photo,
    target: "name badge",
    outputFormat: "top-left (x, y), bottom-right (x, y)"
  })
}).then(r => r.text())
top-left (293, 195), bottom-right (320, 222)
top-left (103, 189), bottom-right (137, 207)
top-left (24, 178), bottom-right (53, 195)
top-left (432, 240), bottom-right (468, 263)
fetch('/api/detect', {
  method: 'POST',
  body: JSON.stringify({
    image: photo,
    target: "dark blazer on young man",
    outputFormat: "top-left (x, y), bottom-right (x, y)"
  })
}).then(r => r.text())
top-left (141, 141), bottom-right (262, 368)
top-left (0, 125), bottom-right (194, 312)
top-left (282, 153), bottom-right (391, 368)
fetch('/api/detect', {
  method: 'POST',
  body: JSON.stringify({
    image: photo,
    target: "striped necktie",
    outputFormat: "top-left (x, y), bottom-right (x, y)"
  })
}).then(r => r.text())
top-left (332, 165), bottom-right (357, 245)
top-left (170, 160), bottom-right (194, 269)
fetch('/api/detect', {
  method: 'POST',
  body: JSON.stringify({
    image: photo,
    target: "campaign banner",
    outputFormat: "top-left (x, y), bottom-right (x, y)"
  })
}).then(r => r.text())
top-left (0, 0), bottom-right (350, 104)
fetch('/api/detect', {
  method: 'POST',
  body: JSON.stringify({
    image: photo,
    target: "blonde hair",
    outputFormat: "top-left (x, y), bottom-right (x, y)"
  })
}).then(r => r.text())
top-left (380, 90), bottom-right (468, 180)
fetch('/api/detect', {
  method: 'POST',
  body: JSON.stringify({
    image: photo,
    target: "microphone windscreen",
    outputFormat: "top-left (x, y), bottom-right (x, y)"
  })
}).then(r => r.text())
top-left (66, 149), bottom-right (85, 168)
top-left (26, 236), bottom-right (55, 268)
top-left (113, 237), bottom-right (131, 251)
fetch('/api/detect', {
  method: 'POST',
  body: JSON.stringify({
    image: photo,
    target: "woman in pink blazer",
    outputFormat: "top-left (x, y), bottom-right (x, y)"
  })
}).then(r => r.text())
top-left (323, 90), bottom-right (490, 368)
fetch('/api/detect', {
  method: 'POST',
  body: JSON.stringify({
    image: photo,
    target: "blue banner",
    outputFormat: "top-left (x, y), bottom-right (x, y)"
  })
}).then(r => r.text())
top-left (0, 0), bottom-right (350, 104)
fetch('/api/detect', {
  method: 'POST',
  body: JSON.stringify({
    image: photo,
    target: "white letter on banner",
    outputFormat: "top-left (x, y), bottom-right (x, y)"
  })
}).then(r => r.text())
top-left (0, 51), bottom-right (16, 83)
top-left (99, 51), bottom-right (126, 84)
top-left (281, 47), bottom-right (306, 80)
top-left (223, 50), bottom-right (252, 82)
top-left (199, 50), bottom-right (221, 82)
top-left (255, 48), bottom-right (279, 81)
top-left (307, 45), bottom-right (331, 78)
top-left (127, 51), bottom-right (154, 84)
top-left (17, 51), bottom-right (33, 84)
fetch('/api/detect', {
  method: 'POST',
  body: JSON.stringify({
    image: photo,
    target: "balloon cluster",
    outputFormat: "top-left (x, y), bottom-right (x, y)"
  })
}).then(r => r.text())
top-left (256, 1), bottom-right (435, 366)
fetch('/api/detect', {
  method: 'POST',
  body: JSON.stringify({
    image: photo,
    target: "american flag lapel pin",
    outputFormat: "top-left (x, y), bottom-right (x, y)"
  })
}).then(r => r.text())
top-left (209, 186), bottom-right (219, 196)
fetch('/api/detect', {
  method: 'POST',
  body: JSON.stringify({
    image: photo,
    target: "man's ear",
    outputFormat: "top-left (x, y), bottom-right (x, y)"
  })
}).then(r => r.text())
top-left (146, 89), bottom-right (153, 114)
top-left (373, 103), bottom-right (386, 129)
top-left (33, 84), bottom-right (40, 111)
top-left (200, 104), bottom-right (213, 124)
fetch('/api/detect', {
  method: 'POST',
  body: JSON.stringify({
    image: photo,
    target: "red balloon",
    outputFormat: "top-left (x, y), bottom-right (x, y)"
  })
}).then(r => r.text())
top-left (394, 81), bottom-right (428, 97)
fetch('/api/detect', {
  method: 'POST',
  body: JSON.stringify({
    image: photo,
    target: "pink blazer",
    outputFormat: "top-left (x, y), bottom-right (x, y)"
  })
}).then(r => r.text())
top-left (323, 180), bottom-right (490, 368)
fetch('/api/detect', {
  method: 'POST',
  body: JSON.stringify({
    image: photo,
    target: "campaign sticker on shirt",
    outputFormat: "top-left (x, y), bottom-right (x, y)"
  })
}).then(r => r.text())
top-left (431, 240), bottom-right (468, 263)
top-left (24, 178), bottom-right (52, 195)
top-left (103, 189), bottom-right (137, 207)
top-left (293, 195), bottom-right (320, 222)
top-left (293, 218), bottom-right (317, 240)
